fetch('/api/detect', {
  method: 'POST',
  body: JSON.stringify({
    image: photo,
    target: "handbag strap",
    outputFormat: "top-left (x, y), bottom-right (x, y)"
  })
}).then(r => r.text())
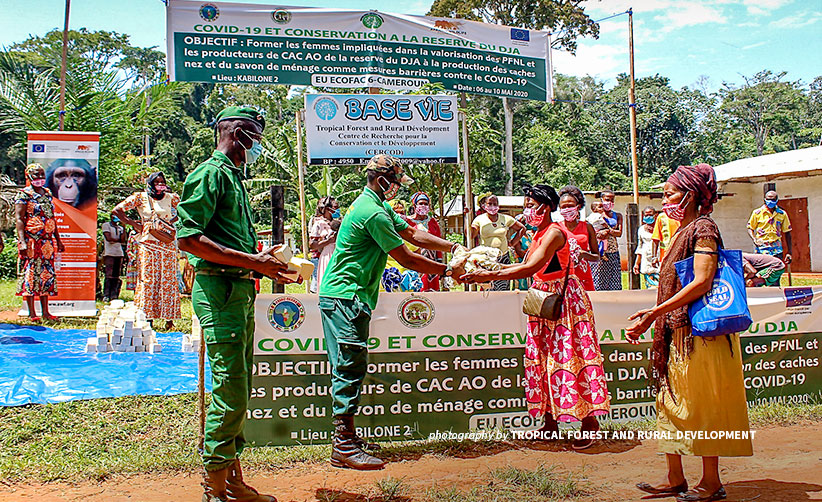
top-left (559, 254), bottom-right (572, 298)
top-left (146, 192), bottom-right (157, 218)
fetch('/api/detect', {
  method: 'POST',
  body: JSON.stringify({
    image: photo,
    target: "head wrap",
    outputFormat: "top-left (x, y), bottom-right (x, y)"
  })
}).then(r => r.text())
top-left (391, 199), bottom-right (407, 212)
top-left (146, 171), bottom-right (166, 200)
top-left (523, 183), bottom-right (560, 211)
top-left (411, 191), bottom-right (429, 206)
top-left (477, 191), bottom-right (493, 206)
top-left (25, 163), bottom-right (43, 181)
top-left (667, 163), bottom-right (718, 215)
top-left (558, 185), bottom-right (585, 208)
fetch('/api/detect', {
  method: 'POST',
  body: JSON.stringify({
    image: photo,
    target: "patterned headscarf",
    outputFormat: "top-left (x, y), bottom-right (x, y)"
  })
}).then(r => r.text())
top-left (25, 163), bottom-right (43, 181)
top-left (411, 191), bottom-right (429, 206)
top-left (523, 183), bottom-right (560, 211)
top-left (667, 163), bottom-right (718, 215)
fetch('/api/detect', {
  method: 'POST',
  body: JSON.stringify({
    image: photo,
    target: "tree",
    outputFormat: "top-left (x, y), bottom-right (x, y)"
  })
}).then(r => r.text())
top-left (719, 70), bottom-right (806, 156)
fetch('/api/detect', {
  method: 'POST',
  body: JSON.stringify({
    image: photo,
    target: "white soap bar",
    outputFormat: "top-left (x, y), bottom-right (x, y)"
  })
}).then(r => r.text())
top-left (85, 343), bottom-right (97, 353)
top-left (268, 243), bottom-right (294, 264)
top-left (285, 257), bottom-right (315, 281)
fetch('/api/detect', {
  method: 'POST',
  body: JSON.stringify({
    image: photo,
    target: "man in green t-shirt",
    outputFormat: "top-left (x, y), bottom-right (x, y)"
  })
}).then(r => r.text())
top-left (177, 106), bottom-right (291, 502)
top-left (320, 154), bottom-right (466, 470)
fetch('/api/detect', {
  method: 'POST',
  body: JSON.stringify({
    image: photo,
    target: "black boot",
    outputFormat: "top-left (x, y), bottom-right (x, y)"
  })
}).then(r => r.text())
top-left (330, 415), bottom-right (385, 470)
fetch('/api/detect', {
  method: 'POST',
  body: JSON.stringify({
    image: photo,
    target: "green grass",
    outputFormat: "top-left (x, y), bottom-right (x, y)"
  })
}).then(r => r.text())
top-left (0, 395), bottom-right (818, 483)
top-left (422, 465), bottom-right (589, 502)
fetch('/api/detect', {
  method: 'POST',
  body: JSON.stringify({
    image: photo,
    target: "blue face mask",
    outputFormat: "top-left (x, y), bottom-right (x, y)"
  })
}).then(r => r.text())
top-left (245, 141), bottom-right (262, 165)
top-left (765, 199), bottom-right (778, 209)
top-left (331, 208), bottom-right (341, 219)
top-left (643, 215), bottom-right (655, 225)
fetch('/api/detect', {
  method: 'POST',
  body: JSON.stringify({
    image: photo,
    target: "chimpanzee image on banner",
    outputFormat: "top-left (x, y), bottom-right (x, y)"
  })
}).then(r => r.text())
top-left (25, 131), bottom-right (100, 316)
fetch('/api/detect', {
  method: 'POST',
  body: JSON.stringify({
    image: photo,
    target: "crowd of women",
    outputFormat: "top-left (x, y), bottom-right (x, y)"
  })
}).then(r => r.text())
top-left (17, 159), bottom-right (750, 500)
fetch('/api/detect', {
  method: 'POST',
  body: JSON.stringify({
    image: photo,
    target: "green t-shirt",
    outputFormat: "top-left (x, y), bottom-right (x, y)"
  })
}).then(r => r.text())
top-left (320, 187), bottom-right (409, 309)
top-left (176, 150), bottom-right (258, 273)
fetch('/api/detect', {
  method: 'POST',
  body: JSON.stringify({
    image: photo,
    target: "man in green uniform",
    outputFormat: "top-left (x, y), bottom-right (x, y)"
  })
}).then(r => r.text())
top-left (320, 154), bottom-right (466, 470)
top-left (178, 106), bottom-right (291, 502)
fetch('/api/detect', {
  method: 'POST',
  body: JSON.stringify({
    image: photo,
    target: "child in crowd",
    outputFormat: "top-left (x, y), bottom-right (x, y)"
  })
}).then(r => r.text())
top-left (586, 200), bottom-right (609, 260)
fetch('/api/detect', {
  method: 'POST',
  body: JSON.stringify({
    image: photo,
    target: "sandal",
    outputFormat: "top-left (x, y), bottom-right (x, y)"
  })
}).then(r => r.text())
top-left (29, 315), bottom-right (41, 322)
top-left (637, 481), bottom-right (688, 496)
top-left (44, 314), bottom-right (59, 321)
top-left (676, 486), bottom-right (726, 502)
top-left (572, 417), bottom-right (599, 450)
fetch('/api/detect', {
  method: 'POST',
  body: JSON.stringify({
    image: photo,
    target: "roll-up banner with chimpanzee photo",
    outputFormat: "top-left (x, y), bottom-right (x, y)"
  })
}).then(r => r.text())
top-left (24, 131), bottom-right (99, 316)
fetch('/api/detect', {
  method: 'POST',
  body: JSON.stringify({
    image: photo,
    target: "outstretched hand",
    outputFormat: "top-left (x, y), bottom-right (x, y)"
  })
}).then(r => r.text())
top-left (626, 308), bottom-right (655, 344)
top-left (251, 249), bottom-right (293, 283)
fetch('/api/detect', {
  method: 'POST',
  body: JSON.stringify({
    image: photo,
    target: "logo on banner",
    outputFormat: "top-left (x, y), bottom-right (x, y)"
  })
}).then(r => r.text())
top-left (510, 28), bottom-right (530, 43)
top-left (397, 296), bottom-right (435, 329)
top-left (76, 145), bottom-right (92, 153)
top-left (199, 3), bottom-right (220, 21)
top-left (31, 144), bottom-right (45, 153)
top-left (271, 9), bottom-right (291, 24)
top-left (702, 278), bottom-right (734, 311)
top-left (361, 12), bottom-right (384, 29)
top-left (433, 20), bottom-right (467, 35)
top-left (268, 297), bottom-right (305, 332)
top-left (785, 287), bottom-right (813, 307)
top-left (313, 97), bottom-right (338, 120)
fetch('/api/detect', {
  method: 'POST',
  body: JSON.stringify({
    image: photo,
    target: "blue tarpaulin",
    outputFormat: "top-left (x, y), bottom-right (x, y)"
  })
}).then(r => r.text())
top-left (0, 323), bottom-right (211, 406)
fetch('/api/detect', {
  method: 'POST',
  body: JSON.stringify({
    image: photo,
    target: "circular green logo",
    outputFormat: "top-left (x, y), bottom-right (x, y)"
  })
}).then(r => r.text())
top-left (361, 12), bottom-right (384, 29)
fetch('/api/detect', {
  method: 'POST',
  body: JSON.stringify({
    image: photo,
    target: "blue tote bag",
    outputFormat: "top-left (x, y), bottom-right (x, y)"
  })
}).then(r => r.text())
top-left (674, 249), bottom-right (753, 337)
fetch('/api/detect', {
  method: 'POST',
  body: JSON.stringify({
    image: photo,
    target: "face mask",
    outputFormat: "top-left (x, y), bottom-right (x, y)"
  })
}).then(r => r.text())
top-left (524, 205), bottom-right (545, 226)
top-left (378, 176), bottom-right (400, 201)
top-left (415, 205), bottom-right (430, 216)
top-left (331, 209), bottom-right (341, 219)
top-left (601, 200), bottom-right (614, 211)
top-left (154, 183), bottom-right (168, 193)
top-left (643, 215), bottom-right (655, 225)
top-left (765, 199), bottom-right (778, 209)
top-left (31, 179), bottom-right (46, 188)
top-left (484, 204), bottom-right (500, 216)
top-left (239, 130), bottom-right (262, 166)
top-left (560, 206), bottom-right (579, 222)
top-left (662, 194), bottom-right (690, 222)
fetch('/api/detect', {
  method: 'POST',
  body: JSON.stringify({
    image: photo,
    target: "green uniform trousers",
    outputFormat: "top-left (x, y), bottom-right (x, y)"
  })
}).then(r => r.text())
top-left (192, 273), bottom-right (256, 471)
top-left (319, 296), bottom-right (372, 416)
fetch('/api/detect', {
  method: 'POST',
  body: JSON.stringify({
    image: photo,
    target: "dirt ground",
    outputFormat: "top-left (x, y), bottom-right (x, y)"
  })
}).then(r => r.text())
top-left (0, 423), bottom-right (820, 502)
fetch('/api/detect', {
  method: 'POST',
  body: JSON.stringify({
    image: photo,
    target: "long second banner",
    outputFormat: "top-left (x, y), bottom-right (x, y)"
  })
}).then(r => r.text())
top-left (166, 1), bottom-right (552, 101)
top-left (246, 288), bottom-right (822, 445)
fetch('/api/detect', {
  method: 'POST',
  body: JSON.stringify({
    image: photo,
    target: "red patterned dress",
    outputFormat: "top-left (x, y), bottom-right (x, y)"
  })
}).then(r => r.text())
top-left (524, 223), bottom-right (611, 422)
top-left (16, 187), bottom-right (58, 296)
top-left (114, 192), bottom-right (181, 320)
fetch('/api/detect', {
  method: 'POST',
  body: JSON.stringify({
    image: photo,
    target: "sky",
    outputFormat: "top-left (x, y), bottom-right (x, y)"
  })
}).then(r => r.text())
top-left (0, 0), bottom-right (819, 92)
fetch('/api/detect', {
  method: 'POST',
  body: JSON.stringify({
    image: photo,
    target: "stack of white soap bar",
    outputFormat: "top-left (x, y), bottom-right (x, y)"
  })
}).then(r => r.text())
top-left (268, 243), bottom-right (315, 282)
top-left (182, 314), bottom-right (202, 353)
top-left (86, 300), bottom-right (162, 354)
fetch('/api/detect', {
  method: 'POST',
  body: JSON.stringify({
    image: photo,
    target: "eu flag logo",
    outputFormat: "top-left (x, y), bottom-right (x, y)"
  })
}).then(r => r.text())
top-left (510, 28), bottom-right (530, 41)
top-left (785, 287), bottom-right (813, 307)
top-left (32, 144), bottom-right (45, 153)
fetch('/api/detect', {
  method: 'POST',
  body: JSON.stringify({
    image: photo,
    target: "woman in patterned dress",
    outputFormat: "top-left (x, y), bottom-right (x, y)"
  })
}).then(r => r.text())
top-left (590, 189), bottom-right (623, 290)
top-left (558, 186), bottom-right (598, 291)
top-left (15, 163), bottom-right (65, 321)
top-left (462, 184), bottom-right (610, 449)
top-left (113, 172), bottom-right (181, 330)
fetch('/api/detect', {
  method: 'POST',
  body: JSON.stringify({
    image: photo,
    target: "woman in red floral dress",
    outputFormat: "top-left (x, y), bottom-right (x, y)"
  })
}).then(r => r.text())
top-left (15, 163), bottom-right (65, 321)
top-left (462, 184), bottom-right (610, 449)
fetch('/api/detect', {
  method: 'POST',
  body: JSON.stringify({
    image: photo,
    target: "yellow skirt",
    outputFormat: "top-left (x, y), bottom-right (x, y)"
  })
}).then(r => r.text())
top-left (657, 329), bottom-right (753, 457)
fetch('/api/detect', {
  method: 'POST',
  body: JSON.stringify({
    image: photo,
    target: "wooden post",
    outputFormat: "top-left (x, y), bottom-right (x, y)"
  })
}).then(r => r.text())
top-left (270, 185), bottom-right (285, 294)
top-left (58, 0), bottom-right (70, 131)
top-left (295, 110), bottom-right (310, 293)
top-left (628, 8), bottom-right (640, 204)
top-left (460, 111), bottom-right (473, 248)
top-left (502, 97), bottom-right (514, 196)
top-left (626, 203), bottom-right (640, 290)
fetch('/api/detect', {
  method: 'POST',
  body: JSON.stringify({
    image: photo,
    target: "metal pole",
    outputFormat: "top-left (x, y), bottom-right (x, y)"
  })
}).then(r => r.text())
top-left (295, 110), bottom-right (310, 293)
top-left (197, 323), bottom-right (205, 453)
top-left (58, 0), bottom-right (70, 131)
top-left (628, 8), bottom-right (640, 204)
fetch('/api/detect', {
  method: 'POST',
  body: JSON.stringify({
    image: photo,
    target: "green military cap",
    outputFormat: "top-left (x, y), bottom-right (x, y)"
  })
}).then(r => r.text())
top-left (364, 154), bottom-right (414, 186)
top-left (215, 106), bottom-right (266, 131)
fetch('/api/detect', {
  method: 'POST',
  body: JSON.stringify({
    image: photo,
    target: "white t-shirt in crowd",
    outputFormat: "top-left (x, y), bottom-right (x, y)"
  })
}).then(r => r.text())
top-left (635, 225), bottom-right (658, 274)
top-left (102, 222), bottom-right (125, 257)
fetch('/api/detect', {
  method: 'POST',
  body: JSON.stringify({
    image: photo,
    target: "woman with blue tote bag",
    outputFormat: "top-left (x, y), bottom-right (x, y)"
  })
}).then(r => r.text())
top-left (626, 164), bottom-right (752, 502)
